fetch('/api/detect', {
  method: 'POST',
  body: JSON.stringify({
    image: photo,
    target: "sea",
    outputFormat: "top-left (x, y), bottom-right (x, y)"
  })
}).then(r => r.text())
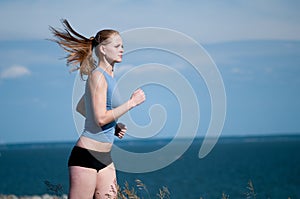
top-left (0, 135), bottom-right (299, 199)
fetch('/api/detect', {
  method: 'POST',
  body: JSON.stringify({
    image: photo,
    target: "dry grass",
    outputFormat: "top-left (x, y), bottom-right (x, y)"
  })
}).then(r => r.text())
top-left (244, 180), bottom-right (257, 199)
top-left (115, 179), bottom-right (170, 199)
top-left (1, 179), bottom-right (294, 199)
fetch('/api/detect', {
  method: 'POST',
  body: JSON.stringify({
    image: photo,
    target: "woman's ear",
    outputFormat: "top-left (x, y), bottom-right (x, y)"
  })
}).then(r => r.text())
top-left (99, 45), bottom-right (106, 55)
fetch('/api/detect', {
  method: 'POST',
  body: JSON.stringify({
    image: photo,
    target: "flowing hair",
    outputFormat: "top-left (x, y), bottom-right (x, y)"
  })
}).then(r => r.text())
top-left (49, 19), bottom-right (119, 79)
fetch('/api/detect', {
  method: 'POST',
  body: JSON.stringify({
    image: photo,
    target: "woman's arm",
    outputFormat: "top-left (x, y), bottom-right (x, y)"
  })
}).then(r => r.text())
top-left (90, 70), bottom-right (145, 127)
top-left (76, 95), bottom-right (86, 117)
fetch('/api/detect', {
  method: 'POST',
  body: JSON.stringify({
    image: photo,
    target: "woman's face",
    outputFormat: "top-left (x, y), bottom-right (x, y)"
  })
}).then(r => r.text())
top-left (103, 34), bottom-right (124, 64)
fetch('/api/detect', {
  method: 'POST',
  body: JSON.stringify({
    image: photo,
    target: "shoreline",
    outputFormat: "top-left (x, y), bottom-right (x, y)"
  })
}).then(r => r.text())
top-left (1, 133), bottom-right (300, 149)
top-left (0, 194), bottom-right (67, 199)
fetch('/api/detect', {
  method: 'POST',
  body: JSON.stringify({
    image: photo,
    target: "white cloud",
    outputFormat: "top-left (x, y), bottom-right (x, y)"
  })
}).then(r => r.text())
top-left (0, 65), bottom-right (31, 79)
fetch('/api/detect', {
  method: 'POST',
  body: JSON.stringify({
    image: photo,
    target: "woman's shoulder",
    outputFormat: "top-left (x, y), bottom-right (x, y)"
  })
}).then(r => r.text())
top-left (89, 69), bottom-right (107, 86)
top-left (90, 67), bottom-right (107, 78)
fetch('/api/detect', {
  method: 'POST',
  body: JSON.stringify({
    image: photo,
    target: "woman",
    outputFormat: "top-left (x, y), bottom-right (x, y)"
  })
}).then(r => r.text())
top-left (50, 19), bottom-right (146, 199)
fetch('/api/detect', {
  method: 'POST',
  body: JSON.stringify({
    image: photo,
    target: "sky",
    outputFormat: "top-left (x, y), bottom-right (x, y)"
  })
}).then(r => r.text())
top-left (0, 0), bottom-right (300, 144)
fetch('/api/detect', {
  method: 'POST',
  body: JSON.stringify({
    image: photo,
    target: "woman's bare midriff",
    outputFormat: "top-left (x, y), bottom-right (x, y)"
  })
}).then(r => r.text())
top-left (76, 136), bottom-right (113, 152)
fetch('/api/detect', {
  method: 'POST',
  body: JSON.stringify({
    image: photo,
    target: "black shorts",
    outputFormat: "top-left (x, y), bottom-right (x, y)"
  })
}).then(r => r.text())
top-left (68, 146), bottom-right (113, 172)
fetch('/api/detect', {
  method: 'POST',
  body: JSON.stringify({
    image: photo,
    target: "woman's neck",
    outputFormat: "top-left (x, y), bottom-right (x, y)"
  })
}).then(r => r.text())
top-left (98, 61), bottom-right (114, 76)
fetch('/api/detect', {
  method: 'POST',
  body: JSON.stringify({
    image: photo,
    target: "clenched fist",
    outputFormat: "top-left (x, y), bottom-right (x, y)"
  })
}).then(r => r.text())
top-left (129, 88), bottom-right (146, 108)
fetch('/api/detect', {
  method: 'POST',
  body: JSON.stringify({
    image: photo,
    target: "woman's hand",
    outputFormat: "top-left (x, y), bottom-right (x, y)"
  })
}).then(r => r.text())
top-left (129, 88), bottom-right (146, 108)
top-left (115, 123), bottom-right (127, 139)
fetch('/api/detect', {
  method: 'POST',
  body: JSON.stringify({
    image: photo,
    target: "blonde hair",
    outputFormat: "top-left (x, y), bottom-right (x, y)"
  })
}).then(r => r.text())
top-left (49, 19), bottom-right (119, 78)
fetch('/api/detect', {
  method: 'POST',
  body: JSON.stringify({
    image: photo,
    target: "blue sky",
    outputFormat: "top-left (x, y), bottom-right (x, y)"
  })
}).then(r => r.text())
top-left (0, 0), bottom-right (299, 144)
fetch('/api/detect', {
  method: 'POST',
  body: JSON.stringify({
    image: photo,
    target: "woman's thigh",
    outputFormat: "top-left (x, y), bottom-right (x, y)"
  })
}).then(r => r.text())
top-left (68, 166), bottom-right (97, 199)
top-left (94, 163), bottom-right (117, 199)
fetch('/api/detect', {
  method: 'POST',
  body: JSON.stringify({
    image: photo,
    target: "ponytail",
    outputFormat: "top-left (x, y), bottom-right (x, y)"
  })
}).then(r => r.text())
top-left (49, 19), bottom-right (97, 79)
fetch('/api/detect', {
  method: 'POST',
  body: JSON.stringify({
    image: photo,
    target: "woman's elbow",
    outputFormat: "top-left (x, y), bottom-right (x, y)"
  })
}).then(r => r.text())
top-left (97, 120), bottom-right (106, 127)
top-left (95, 117), bottom-right (108, 127)
top-left (94, 111), bottom-right (113, 127)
